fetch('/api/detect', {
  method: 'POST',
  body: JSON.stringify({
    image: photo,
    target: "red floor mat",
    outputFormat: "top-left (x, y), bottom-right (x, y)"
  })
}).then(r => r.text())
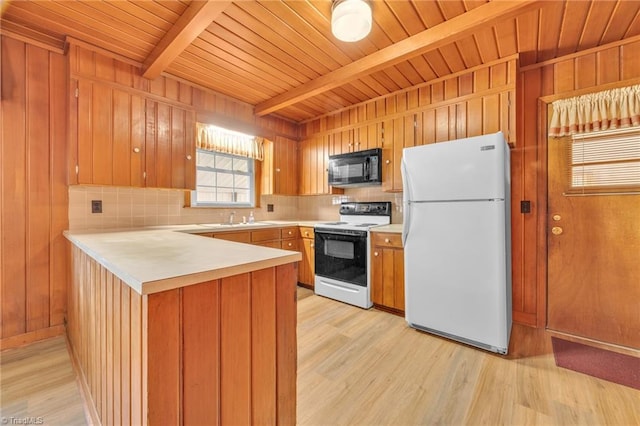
top-left (551, 337), bottom-right (640, 390)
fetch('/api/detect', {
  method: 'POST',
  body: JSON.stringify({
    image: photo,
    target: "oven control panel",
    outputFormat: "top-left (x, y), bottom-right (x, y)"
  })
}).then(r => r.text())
top-left (339, 201), bottom-right (392, 217)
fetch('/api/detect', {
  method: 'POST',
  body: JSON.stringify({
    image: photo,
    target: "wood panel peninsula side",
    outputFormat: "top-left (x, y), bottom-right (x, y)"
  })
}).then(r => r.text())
top-left (64, 229), bottom-right (301, 425)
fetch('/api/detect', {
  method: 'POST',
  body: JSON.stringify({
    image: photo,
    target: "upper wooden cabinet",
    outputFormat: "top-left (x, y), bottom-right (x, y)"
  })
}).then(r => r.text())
top-left (298, 136), bottom-right (343, 196)
top-left (144, 99), bottom-right (195, 190)
top-left (261, 136), bottom-right (298, 196)
top-left (70, 79), bottom-right (195, 190)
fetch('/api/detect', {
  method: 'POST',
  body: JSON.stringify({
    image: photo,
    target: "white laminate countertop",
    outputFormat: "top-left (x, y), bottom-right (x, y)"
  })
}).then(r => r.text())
top-left (371, 224), bottom-right (403, 233)
top-left (65, 227), bottom-right (302, 295)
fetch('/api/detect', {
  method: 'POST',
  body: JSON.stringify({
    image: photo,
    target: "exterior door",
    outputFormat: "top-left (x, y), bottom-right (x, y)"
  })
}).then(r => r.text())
top-left (547, 135), bottom-right (640, 349)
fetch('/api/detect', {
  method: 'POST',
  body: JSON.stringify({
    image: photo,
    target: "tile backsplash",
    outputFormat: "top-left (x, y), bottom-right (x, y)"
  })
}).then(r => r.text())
top-left (68, 185), bottom-right (403, 230)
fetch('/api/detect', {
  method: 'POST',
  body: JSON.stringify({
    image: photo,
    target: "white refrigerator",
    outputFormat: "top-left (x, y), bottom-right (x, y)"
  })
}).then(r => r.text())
top-left (401, 132), bottom-right (512, 354)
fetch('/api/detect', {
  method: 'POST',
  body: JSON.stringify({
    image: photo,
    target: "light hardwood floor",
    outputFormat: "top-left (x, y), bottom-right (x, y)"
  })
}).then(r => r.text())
top-left (2, 287), bottom-right (639, 425)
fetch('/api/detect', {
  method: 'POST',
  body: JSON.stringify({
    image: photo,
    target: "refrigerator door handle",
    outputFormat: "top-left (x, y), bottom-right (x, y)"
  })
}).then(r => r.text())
top-left (401, 158), bottom-right (410, 246)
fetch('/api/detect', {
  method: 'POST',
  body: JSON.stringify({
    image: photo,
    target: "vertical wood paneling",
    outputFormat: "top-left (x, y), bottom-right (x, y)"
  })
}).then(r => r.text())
top-left (1, 36), bottom-right (67, 345)
top-left (147, 289), bottom-right (181, 426)
top-left (276, 263), bottom-right (297, 425)
top-left (171, 107), bottom-right (186, 189)
top-left (1, 36), bottom-right (27, 338)
top-left (68, 244), bottom-right (298, 426)
top-left (220, 273), bottom-right (251, 425)
top-left (597, 47), bottom-right (620, 85)
top-left (251, 268), bottom-right (277, 425)
top-left (49, 51), bottom-right (68, 327)
top-left (183, 280), bottom-right (220, 426)
top-left (113, 89), bottom-right (132, 186)
top-left (92, 83), bottom-right (113, 184)
top-left (26, 44), bottom-right (51, 332)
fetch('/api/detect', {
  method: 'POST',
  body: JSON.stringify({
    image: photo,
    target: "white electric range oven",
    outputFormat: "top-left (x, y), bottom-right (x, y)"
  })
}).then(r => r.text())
top-left (314, 202), bottom-right (392, 309)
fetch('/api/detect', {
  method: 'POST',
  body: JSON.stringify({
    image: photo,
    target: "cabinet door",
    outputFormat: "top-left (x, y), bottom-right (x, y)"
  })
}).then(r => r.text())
top-left (145, 99), bottom-right (195, 189)
top-left (73, 80), bottom-right (145, 186)
top-left (299, 237), bottom-right (315, 288)
top-left (273, 136), bottom-right (298, 195)
top-left (371, 245), bottom-right (405, 313)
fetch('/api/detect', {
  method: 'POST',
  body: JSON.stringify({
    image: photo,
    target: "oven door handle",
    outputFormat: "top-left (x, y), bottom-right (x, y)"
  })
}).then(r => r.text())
top-left (316, 230), bottom-right (366, 238)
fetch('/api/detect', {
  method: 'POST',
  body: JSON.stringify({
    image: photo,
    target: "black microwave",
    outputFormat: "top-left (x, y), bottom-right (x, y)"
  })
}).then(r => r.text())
top-left (328, 148), bottom-right (382, 187)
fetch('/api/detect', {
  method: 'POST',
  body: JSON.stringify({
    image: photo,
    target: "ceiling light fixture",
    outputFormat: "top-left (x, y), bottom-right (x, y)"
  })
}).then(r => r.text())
top-left (331, 0), bottom-right (372, 42)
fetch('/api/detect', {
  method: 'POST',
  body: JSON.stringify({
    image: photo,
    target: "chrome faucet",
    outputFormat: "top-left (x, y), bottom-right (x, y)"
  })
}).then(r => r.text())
top-left (228, 211), bottom-right (235, 225)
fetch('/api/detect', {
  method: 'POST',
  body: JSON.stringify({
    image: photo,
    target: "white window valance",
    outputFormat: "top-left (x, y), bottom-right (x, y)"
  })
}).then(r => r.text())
top-left (196, 123), bottom-right (264, 161)
top-left (549, 84), bottom-right (640, 138)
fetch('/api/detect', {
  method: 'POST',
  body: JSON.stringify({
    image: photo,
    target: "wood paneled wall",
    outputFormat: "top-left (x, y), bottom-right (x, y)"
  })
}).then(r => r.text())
top-left (67, 44), bottom-right (298, 141)
top-left (0, 36), bottom-right (68, 347)
top-left (0, 34), bottom-right (298, 346)
top-left (298, 39), bottom-right (640, 328)
top-left (68, 245), bottom-right (297, 425)
top-left (516, 38), bottom-right (640, 327)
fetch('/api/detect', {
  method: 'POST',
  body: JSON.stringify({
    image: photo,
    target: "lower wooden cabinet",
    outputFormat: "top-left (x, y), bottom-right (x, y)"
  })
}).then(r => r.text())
top-left (371, 232), bottom-right (405, 315)
top-left (298, 227), bottom-right (315, 288)
top-left (195, 225), bottom-right (315, 288)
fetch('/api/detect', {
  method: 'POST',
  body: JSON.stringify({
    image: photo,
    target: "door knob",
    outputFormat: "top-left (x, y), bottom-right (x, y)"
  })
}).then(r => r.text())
top-left (551, 226), bottom-right (563, 235)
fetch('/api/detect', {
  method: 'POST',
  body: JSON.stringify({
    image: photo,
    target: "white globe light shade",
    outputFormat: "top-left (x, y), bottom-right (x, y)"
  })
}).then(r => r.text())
top-left (331, 0), bottom-right (372, 42)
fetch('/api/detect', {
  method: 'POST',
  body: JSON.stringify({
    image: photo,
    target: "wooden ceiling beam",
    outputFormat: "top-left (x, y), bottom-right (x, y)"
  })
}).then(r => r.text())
top-left (142, 0), bottom-right (231, 80)
top-left (255, 0), bottom-right (541, 117)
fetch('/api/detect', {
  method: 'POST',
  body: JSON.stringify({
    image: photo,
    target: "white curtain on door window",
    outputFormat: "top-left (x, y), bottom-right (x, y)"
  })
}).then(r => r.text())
top-left (549, 84), bottom-right (640, 137)
top-left (196, 123), bottom-right (264, 160)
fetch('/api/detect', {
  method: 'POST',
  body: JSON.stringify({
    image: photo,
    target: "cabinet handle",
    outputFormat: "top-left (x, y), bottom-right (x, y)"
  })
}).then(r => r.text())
top-left (385, 159), bottom-right (390, 164)
top-left (133, 147), bottom-right (140, 153)
top-left (348, 143), bottom-right (352, 147)
top-left (374, 251), bottom-right (379, 256)
top-left (310, 243), bottom-right (314, 248)
top-left (384, 238), bottom-right (390, 243)
top-left (276, 168), bottom-right (281, 172)
top-left (186, 155), bottom-right (192, 160)
top-left (288, 231), bottom-right (292, 235)
top-left (304, 232), bottom-right (309, 236)
top-left (288, 242), bottom-right (292, 247)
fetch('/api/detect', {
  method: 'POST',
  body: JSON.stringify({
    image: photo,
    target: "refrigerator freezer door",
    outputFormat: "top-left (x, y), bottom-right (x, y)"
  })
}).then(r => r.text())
top-left (402, 132), bottom-right (506, 202)
top-left (404, 200), bottom-right (511, 352)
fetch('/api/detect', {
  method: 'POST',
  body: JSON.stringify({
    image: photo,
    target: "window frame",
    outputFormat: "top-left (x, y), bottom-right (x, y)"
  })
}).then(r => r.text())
top-left (190, 148), bottom-right (256, 208)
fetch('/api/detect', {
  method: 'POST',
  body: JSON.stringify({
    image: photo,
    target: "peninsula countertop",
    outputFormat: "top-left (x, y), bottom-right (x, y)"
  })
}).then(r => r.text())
top-left (65, 226), bottom-right (302, 295)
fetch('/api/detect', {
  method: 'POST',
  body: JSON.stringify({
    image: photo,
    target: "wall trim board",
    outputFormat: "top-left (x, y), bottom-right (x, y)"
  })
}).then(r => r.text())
top-left (0, 27), bottom-right (65, 54)
top-left (299, 54), bottom-right (519, 125)
top-left (536, 99), bottom-right (549, 329)
top-left (0, 324), bottom-right (65, 350)
top-left (65, 36), bottom-right (143, 68)
top-left (302, 85), bottom-right (515, 138)
top-left (519, 34), bottom-right (640, 73)
top-left (70, 73), bottom-right (196, 111)
top-left (539, 76), bottom-right (640, 103)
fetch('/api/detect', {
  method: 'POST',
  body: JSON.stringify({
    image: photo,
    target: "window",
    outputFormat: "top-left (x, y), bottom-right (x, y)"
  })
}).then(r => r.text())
top-left (568, 129), bottom-right (640, 194)
top-left (191, 149), bottom-right (255, 207)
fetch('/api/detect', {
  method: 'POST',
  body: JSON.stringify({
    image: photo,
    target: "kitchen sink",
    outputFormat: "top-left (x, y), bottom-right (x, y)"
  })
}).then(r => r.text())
top-left (197, 222), bottom-right (272, 228)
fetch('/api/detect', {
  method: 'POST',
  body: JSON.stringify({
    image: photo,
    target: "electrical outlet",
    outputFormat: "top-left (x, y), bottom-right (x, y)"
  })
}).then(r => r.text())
top-left (520, 200), bottom-right (531, 214)
top-left (267, 204), bottom-right (274, 212)
top-left (91, 200), bottom-right (102, 214)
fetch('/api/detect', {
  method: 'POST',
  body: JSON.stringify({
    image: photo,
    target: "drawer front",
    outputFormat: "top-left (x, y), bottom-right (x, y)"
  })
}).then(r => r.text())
top-left (255, 240), bottom-right (281, 249)
top-left (212, 231), bottom-right (251, 243)
top-left (281, 239), bottom-right (299, 251)
top-left (299, 226), bottom-right (314, 239)
top-left (251, 228), bottom-right (281, 243)
top-left (281, 226), bottom-right (298, 240)
top-left (372, 232), bottom-right (403, 248)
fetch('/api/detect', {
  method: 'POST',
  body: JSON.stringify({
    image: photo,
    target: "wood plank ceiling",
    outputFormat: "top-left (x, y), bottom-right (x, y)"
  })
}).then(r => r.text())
top-left (2, 1), bottom-right (640, 123)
